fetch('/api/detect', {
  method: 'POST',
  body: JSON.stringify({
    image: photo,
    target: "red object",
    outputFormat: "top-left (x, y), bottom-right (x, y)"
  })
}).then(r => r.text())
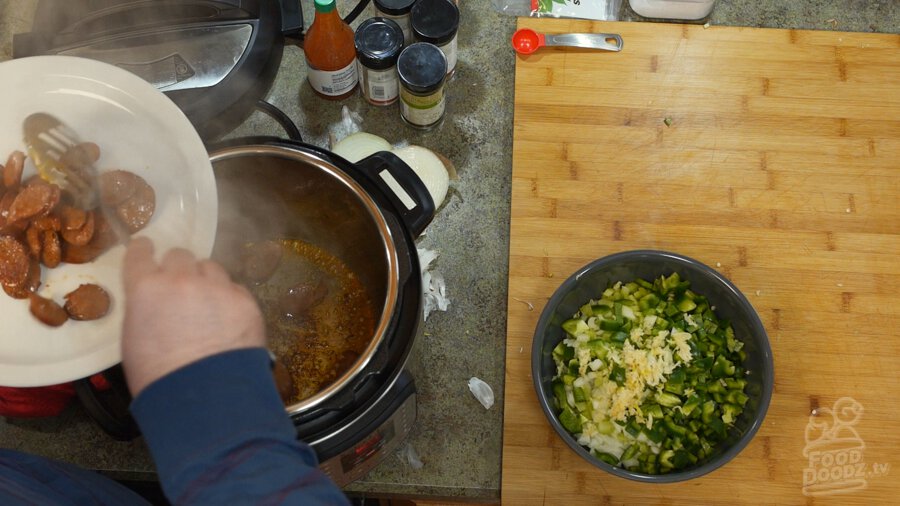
top-left (0, 373), bottom-right (110, 418)
top-left (512, 28), bottom-right (546, 56)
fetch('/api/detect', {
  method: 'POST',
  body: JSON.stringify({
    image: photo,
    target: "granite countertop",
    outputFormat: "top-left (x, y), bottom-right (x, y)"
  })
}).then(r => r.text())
top-left (0, 0), bottom-right (896, 502)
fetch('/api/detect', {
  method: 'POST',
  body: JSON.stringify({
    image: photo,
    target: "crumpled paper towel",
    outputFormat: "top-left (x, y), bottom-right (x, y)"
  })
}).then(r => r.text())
top-left (418, 248), bottom-right (449, 321)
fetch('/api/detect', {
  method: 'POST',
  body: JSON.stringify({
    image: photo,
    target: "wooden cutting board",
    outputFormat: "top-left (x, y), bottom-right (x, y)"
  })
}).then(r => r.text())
top-left (503, 19), bottom-right (899, 505)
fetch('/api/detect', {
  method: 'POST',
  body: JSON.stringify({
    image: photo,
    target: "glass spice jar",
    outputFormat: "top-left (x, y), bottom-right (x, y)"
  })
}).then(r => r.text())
top-left (410, 0), bottom-right (460, 77)
top-left (355, 17), bottom-right (404, 106)
top-left (373, 0), bottom-right (416, 45)
top-left (397, 42), bottom-right (448, 130)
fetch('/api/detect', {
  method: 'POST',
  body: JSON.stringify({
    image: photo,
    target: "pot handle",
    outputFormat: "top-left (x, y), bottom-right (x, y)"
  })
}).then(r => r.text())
top-left (73, 366), bottom-right (140, 441)
top-left (355, 151), bottom-right (435, 238)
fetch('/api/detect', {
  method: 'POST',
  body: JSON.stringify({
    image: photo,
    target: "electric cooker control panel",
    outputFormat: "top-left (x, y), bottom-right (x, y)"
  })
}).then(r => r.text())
top-left (319, 393), bottom-right (417, 485)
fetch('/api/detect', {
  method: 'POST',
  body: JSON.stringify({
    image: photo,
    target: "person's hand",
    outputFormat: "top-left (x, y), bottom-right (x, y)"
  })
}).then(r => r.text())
top-left (121, 237), bottom-right (266, 397)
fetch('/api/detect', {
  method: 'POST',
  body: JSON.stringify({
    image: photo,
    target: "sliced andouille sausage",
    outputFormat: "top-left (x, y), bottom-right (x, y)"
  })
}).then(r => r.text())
top-left (61, 212), bottom-right (116, 264)
top-left (3, 259), bottom-right (41, 299)
top-left (3, 151), bottom-right (25, 189)
top-left (0, 236), bottom-right (29, 287)
top-left (60, 210), bottom-right (95, 246)
top-left (99, 170), bottom-right (139, 207)
top-left (242, 240), bottom-right (284, 283)
top-left (25, 224), bottom-right (42, 258)
top-left (7, 182), bottom-right (58, 223)
top-left (59, 205), bottom-right (88, 231)
top-left (278, 279), bottom-right (328, 318)
top-left (114, 175), bottom-right (155, 233)
top-left (31, 213), bottom-right (61, 232)
top-left (29, 293), bottom-right (68, 327)
top-left (41, 230), bottom-right (62, 268)
top-left (63, 283), bottom-right (111, 320)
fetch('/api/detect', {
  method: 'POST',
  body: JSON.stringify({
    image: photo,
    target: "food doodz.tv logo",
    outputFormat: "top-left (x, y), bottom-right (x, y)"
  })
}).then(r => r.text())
top-left (802, 397), bottom-right (890, 496)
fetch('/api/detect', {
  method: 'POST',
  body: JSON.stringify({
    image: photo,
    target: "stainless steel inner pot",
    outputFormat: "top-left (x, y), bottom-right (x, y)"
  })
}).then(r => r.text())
top-left (208, 144), bottom-right (401, 415)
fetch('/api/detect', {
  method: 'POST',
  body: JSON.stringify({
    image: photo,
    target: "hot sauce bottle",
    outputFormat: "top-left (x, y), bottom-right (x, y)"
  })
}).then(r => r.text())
top-left (304, 0), bottom-right (359, 100)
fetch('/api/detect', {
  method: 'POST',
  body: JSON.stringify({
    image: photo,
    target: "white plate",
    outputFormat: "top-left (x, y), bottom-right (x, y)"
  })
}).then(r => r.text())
top-left (0, 56), bottom-right (217, 387)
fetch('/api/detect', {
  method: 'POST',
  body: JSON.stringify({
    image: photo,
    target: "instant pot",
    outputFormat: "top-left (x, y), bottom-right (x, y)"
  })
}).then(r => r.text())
top-left (76, 138), bottom-right (434, 486)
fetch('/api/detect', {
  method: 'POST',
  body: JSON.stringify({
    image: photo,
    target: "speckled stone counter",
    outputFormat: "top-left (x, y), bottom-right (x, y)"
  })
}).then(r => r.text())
top-left (0, 0), bottom-right (896, 502)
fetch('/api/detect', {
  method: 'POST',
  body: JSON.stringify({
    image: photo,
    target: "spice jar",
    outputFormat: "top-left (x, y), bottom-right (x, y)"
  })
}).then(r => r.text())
top-left (355, 17), bottom-right (404, 106)
top-left (397, 42), bottom-right (448, 130)
top-left (410, 0), bottom-right (459, 77)
top-left (373, 0), bottom-right (415, 45)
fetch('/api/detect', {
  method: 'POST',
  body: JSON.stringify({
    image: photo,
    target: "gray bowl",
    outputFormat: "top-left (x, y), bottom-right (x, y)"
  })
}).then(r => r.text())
top-left (532, 250), bottom-right (774, 482)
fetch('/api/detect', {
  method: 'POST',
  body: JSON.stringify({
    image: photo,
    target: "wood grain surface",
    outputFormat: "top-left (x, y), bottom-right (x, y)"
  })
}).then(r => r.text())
top-left (502, 19), bottom-right (899, 505)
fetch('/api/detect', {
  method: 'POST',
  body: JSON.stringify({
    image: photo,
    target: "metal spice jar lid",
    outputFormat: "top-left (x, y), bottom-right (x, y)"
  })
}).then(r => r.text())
top-left (374, 0), bottom-right (416, 15)
top-left (410, 0), bottom-right (460, 46)
top-left (355, 17), bottom-right (405, 70)
top-left (397, 42), bottom-right (448, 95)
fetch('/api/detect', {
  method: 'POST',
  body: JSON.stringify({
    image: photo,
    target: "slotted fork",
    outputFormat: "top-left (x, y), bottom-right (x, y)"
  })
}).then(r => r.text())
top-left (23, 112), bottom-right (129, 242)
top-left (23, 112), bottom-right (98, 209)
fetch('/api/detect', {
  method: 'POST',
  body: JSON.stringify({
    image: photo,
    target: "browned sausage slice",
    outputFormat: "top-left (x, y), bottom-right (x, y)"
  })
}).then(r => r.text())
top-left (59, 205), bottom-right (88, 231)
top-left (0, 236), bottom-right (29, 287)
top-left (3, 151), bottom-right (24, 189)
top-left (7, 182), bottom-right (57, 223)
top-left (25, 224), bottom-right (42, 258)
top-left (3, 259), bottom-right (41, 299)
top-left (99, 170), bottom-right (139, 207)
top-left (242, 240), bottom-right (284, 283)
top-left (64, 283), bottom-right (111, 320)
top-left (61, 210), bottom-right (95, 246)
top-left (41, 230), bottom-right (62, 268)
top-left (115, 175), bottom-right (155, 233)
top-left (29, 293), bottom-right (68, 327)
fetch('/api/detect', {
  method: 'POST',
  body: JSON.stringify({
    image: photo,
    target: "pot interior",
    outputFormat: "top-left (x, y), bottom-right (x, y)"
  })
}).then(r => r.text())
top-left (209, 146), bottom-right (398, 407)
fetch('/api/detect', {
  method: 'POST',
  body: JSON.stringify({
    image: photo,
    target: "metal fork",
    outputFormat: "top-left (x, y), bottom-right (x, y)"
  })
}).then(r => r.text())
top-left (23, 112), bottom-right (129, 241)
top-left (23, 112), bottom-right (98, 209)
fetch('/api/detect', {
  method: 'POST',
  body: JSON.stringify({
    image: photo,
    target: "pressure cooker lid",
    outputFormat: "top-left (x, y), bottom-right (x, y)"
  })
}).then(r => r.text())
top-left (12, 0), bottom-right (286, 140)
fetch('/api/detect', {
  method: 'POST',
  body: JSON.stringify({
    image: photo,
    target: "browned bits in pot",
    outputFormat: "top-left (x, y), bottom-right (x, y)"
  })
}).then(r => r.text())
top-left (3, 151), bottom-right (24, 189)
top-left (64, 283), bottom-right (111, 321)
top-left (2, 259), bottom-right (40, 299)
top-left (242, 240), bottom-right (284, 283)
top-left (28, 293), bottom-right (68, 327)
top-left (0, 236), bottom-right (30, 287)
top-left (41, 230), bottom-right (62, 268)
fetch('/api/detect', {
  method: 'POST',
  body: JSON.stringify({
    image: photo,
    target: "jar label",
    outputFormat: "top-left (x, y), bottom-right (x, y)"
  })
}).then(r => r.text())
top-left (308, 60), bottom-right (358, 96)
top-left (361, 64), bottom-right (399, 105)
top-left (439, 34), bottom-right (458, 75)
top-left (400, 88), bottom-right (445, 126)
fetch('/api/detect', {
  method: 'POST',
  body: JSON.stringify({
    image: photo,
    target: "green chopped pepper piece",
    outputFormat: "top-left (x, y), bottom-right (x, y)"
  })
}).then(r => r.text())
top-left (656, 392), bottom-right (682, 407)
top-left (559, 405), bottom-right (582, 433)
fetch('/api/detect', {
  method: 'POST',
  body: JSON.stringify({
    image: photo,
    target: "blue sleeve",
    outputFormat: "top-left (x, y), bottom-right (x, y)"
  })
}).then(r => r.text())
top-left (129, 347), bottom-right (350, 506)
